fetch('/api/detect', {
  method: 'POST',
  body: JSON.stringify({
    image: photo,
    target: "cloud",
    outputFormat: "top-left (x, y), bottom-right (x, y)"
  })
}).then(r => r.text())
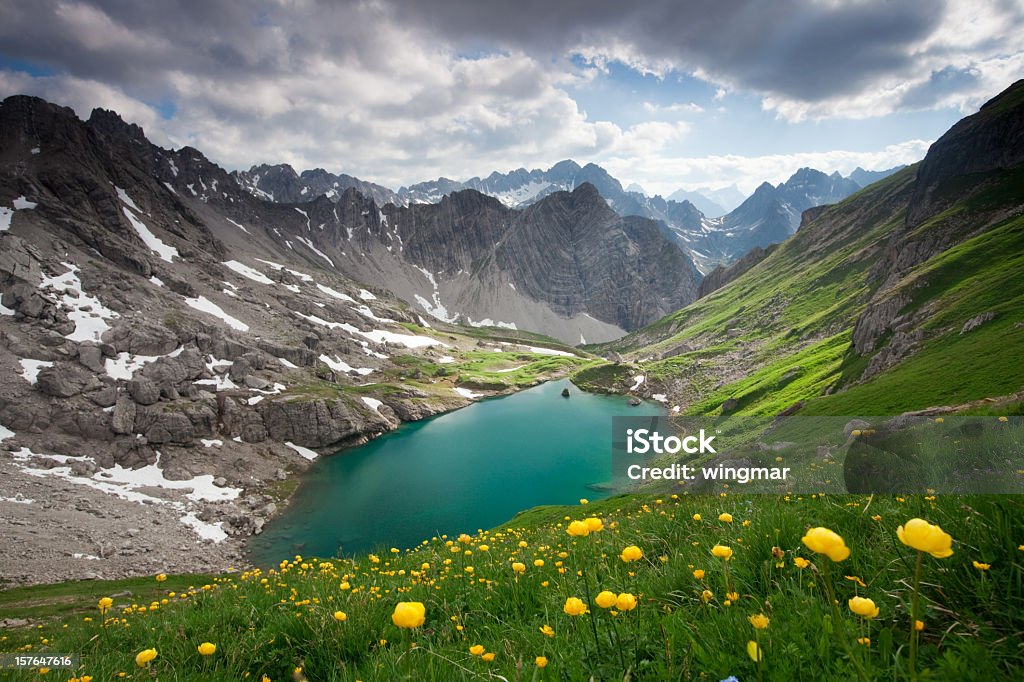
top-left (0, 0), bottom-right (1018, 190)
top-left (600, 139), bottom-right (933, 197)
top-left (643, 101), bottom-right (704, 114)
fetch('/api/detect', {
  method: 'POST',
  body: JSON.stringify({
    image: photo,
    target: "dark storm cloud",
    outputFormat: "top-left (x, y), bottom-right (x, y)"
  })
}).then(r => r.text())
top-left (0, 0), bottom-right (952, 103)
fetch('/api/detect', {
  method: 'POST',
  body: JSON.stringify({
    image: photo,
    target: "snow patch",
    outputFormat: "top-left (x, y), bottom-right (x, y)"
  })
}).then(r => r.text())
top-left (527, 347), bottom-right (575, 357)
top-left (358, 289), bottom-right (376, 300)
top-left (295, 235), bottom-right (334, 266)
top-left (285, 441), bottom-right (319, 461)
top-left (361, 397), bottom-right (384, 412)
top-left (278, 357), bottom-right (298, 369)
top-left (123, 207), bottom-right (177, 263)
top-left (631, 375), bottom-right (645, 391)
top-left (184, 296), bottom-right (249, 331)
top-left (225, 217), bottom-right (251, 234)
top-left (39, 262), bottom-right (119, 342)
top-left (223, 260), bottom-right (274, 285)
top-left (455, 387), bottom-right (482, 399)
top-left (652, 393), bottom-right (668, 403)
top-left (19, 359), bottom-right (53, 384)
top-left (201, 439), bottom-right (223, 448)
top-left (319, 354), bottom-right (374, 375)
top-left (316, 283), bottom-right (355, 302)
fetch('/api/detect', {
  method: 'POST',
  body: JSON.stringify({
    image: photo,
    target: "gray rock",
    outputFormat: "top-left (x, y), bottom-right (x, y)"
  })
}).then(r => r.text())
top-left (961, 311), bottom-right (996, 334)
top-left (36, 363), bottom-right (95, 398)
top-left (244, 374), bottom-right (270, 390)
top-left (127, 377), bottom-right (161, 406)
top-left (88, 386), bottom-right (117, 408)
top-left (111, 397), bottom-right (137, 435)
top-left (77, 344), bottom-right (105, 372)
top-left (143, 412), bottom-right (194, 444)
top-left (261, 398), bottom-right (363, 448)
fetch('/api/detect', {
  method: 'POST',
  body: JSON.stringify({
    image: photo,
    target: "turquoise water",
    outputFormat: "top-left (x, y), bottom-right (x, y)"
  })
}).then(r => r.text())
top-left (248, 379), bottom-right (663, 565)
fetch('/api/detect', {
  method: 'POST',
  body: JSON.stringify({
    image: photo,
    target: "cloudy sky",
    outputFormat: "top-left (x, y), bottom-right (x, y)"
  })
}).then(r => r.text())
top-left (1, 0), bottom-right (1021, 196)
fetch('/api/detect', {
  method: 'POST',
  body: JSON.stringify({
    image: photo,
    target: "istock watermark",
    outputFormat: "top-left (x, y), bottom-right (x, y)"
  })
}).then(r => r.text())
top-left (610, 415), bottom-right (1024, 494)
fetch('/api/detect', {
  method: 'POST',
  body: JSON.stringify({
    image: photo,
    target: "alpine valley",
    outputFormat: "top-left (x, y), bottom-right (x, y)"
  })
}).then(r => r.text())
top-left (0, 77), bottom-right (1023, 594)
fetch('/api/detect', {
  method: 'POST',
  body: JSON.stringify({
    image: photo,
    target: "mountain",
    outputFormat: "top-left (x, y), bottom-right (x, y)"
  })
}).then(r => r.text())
top-left (233, 163), bottom-right (400, 206)
top-left (583, 79), bottom-right (1024, 418)
top-left (848, 165), bottom-right (905, 187)
top-left (667, 188), bottom-right (728, 217)
top-left (672, 167), bottom-right (864, 271)
top-left (0, 94), bottom-right (696, 582)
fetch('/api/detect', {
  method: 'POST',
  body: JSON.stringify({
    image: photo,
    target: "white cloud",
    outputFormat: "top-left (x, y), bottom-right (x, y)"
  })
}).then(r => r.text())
top-left (601, 139), bottom-right (932, 197)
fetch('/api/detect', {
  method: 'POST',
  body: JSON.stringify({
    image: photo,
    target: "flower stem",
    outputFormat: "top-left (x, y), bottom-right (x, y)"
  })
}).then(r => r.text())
top-left (909, 551), bottom-right (923, 681)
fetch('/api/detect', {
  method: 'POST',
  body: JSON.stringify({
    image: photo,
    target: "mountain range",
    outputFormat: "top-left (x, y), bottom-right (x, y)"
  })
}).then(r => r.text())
top-left (236, 158), bottom-right (902, 273)
top-left (2, 79), bottom-right (1021, 585)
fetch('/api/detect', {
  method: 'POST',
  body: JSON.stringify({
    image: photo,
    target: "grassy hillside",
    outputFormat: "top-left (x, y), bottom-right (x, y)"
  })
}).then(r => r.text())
top-left (2, 493), bottom-right (1022, 680)
top-left (589, 162), bottom-right (1024, 418)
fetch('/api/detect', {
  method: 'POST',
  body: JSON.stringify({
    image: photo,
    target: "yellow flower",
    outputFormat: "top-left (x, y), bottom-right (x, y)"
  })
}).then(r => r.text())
top-left (469, 645), bottom-right (485, 656)
top-left (458, 533), bottom-right (472, 544)
top-left (512, 562), bottom-right (526, 574)
top-left (858, 637), bottom-right (871, 646)
top-left (620, 545), bottom-right (644, 562)
top-left (539, 624), bottom-right (554, 637)
top-left (973, 560), bottom-right (991, 571)
top-left (97, 597), bottom-right (113, 613)
top-left (567, 520), bottom-right (590, 537)
top-left (135, 648), bottom-right (157, 667)
top-left (848, 596), bottom-right (879, 619)
top-left (197, 642), bottom-right (216, 656)
top-left (934, 417), bottom-right (944, 423)
top-left (896, 518), bottom-right (954, 558)
top-left (711, 544), bottom-right (733, 560)
top-left (701, 590), bottom-right (713, 602)
top-left (615, 593), bottom-right (638, 611)
top-left (481, 652), bottom-right (495, 662)
top-left (692, 513), bottom-right (702, 521)
top-left (998, 416), bottom-right (1008, 422)
top-left (584, 517), bottom-right (604, 532)
top-left (391, 601), bottom-right (426, 629)
top-left (595, 591), bottom-right (617, 609)
top-left (747, 640), bottom-right (762, 662)
top-left (719, 512), bottom-right (733, 523)
top-left (748, 613), bottom-right (770, 629)
top-left (534, 559), bottom-right (545, 567)
top-left (579, 498), bottom-right (589, 505)
top-left (155, 574), bottom-right (167, 582)
top-left (333, 611), bottom-right (347, 622)
top-left (693, 569), bottom-right (705, 580)
top-left (914, 620), bottom-right (925, 631)
top-left (801, 527), bottom-right (850, 562)
top-left (563, 597), bottom-right (587, 616)
top-left (535, 656), bottom-right (548, 668)
top-left (726, 591), bottom-right (739, 602)
top-left (793, 556), bottom-right (810, 569)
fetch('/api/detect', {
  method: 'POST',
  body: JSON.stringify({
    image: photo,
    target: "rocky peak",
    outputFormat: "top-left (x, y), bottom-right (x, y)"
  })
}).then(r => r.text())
top-left (87, 107), bottom-right (148, 146)
top-left (907, 79), bottom-right (1024, 226)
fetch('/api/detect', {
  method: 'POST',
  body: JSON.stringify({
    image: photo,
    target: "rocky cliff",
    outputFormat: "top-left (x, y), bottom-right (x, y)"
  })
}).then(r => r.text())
top-left (0, 94), bottom-right (595, 585)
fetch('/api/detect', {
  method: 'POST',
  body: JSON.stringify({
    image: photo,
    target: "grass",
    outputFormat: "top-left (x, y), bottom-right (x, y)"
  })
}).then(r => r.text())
top-left (1, 494), bottom-right (1022, 680)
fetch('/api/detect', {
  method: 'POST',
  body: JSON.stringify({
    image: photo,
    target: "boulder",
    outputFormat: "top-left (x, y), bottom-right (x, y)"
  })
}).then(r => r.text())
top-left (111, 396), bottom-right (137, 435)
top-left (77, 343), bottom-right (105, 372)
top-left (127, 377), bottom-right (161, 405)
top-left (143, 412), bottom-right (195, 444)
top-left (36, 363), bottom-right (95, 398)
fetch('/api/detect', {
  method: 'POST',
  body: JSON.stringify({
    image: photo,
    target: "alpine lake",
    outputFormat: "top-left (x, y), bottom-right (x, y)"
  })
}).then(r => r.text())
top-left (248, 379), bottom-right (664, 565)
